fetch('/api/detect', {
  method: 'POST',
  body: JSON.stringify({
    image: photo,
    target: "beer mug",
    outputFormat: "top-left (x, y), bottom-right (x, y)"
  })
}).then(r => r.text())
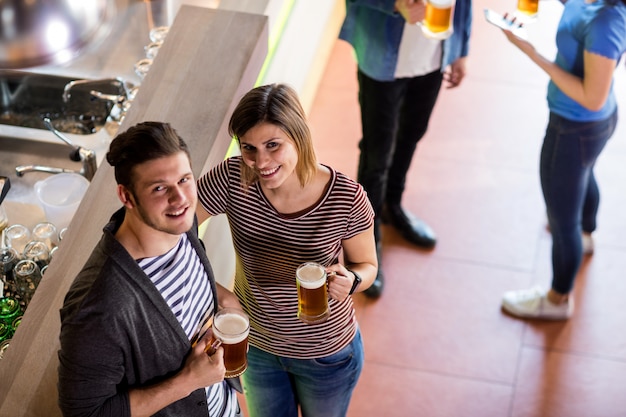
top-left (208, 308), bottom-right (250, 378)
top-left (296, 262), bottom-right (330, 324)
top-left (421, 0), bottom-right (455, 40)
top-left (516, 0), bottom-right (539, 21)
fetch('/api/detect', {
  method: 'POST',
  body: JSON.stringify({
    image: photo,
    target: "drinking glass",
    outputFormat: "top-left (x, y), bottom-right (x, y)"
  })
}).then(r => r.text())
top-left (421, 0), bottom-right (455, 40)
top-left (13, 259), bottom-right (41, 307)
top-left (32, 222), bottom-right (58, 251)
top-left (5, 225), bottom-right (30, 254)
top-left (296, 262), bottom-right (330, 324)
top-left (207, 308), bottom-right (250, 378)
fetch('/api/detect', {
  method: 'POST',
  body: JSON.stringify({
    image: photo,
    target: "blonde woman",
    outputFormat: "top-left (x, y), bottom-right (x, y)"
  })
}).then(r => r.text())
top-left (196, 83), bottom-right (377, 417)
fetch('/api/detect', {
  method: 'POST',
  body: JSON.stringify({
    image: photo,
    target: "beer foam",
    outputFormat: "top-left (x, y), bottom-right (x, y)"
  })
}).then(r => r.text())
top-left (214, 313), bottom-right (249, 344)
top-left (297, 264), bottom-right (326, 289)
top-left (428, 0), bottom-right (454, 7)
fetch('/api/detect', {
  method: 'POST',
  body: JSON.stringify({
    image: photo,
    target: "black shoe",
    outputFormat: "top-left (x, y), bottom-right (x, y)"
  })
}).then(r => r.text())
top-left (363, 240), bottom-right (384, 299)
top-left (363, 268), bottom-right (384, 299)
top-left (382, 204), bottom-right (436, 248)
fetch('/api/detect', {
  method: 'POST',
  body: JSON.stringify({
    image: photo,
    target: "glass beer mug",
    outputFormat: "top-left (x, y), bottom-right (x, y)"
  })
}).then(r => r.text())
top-left (296, 262), bottom-right (330, 324)
top-left (421, 0), bottom-right (455, 40)
top-left (515, 0), bottom-right (539, 22)
top-left (208, 308), bottom-right (250, 378)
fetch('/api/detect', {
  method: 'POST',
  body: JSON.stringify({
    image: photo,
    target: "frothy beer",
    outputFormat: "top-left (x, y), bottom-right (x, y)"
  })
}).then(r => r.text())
top-left (212, 309), bottom-right (249, 378)
top-left (424, 0), bottom-right (454, 37)
top-left (517, 0), bottom-right (539, 17)
top-left (296, 262), bottom-right (330, 324)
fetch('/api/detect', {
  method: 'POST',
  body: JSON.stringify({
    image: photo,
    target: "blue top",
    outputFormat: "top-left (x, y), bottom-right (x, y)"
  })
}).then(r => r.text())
top-left (339, 0), bottom-right (473, 82)
top-left (548, 0), bottom-right (626, 121)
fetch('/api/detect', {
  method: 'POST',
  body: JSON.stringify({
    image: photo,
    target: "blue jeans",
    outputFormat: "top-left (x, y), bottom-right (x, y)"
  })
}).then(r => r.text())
top-left (356, 69), bottom-right (443, 216)
top-left (541, 111), bottom-right (617, 294)
top-left (241, 329), bottom-right (364, 417)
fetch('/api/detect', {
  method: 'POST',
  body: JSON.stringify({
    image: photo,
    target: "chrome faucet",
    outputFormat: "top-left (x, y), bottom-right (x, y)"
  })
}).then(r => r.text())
top-left (15, 163), bottom-right (94, 179)
top-left (15, 118), bottom-right (97, 181)
top-left (62, 77), bottom-right (125, 102)
top-left (63, 77), bottom-right (136, 122)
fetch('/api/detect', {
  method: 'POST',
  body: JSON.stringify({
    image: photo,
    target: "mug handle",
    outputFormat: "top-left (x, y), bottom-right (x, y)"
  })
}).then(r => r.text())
top-left (205, 338), bottom-right (222, 356)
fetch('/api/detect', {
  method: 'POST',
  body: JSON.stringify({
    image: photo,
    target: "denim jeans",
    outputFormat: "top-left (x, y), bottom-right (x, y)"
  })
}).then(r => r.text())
top-left (356, 69), bottom-right (443, 216)
top-left (541, 111), bottom-right (618, 294)
top-left (241, 329), bottom-right (364, 417)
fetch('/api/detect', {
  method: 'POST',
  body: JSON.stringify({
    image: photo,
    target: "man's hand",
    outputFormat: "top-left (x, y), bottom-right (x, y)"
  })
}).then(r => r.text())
top-left (395, 0), bottom-right (426, 25)
top-left (444, 57), bottom-right (467, 88)
top-left (128, 331), bottom-right (226, 416)
top-left (180, 331), bottom-right (226, 393)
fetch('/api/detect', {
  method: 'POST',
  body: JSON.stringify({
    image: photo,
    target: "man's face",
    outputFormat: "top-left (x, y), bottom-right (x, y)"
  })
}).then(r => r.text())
top-left (126, 151), bottom-right (197, 236)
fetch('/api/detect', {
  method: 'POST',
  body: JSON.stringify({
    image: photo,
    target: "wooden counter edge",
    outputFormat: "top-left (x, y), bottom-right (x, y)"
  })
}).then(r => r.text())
top-left (0, 7), bottom-right (268, 417)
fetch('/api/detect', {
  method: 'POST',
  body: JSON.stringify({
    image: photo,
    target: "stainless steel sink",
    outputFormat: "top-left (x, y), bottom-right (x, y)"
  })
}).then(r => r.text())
top-left (0, 135), bottom-right (99, 236)
top-left (0, 70), bottom-right (128, 135)
top-left (0, 136), bottom-right (92, 204)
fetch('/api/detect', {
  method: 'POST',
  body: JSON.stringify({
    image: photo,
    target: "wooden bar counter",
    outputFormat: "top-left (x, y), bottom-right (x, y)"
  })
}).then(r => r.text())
top-left (0, 6), bottom-right (268, 416)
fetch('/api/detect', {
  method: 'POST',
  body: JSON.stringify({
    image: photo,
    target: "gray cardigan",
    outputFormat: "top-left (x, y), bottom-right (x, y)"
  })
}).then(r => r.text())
top-left (58, 208), bottom-right (221, 417)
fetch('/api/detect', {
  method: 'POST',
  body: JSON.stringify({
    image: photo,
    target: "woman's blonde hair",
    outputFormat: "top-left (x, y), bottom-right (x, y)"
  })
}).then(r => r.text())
top-left (228, 83), bottom-right (317, 188)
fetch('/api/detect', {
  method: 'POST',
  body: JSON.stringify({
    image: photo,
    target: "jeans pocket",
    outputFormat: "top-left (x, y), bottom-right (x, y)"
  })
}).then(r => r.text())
top-left (313, 343), bottom-right (354, 368)
top-left (577, 113), bottom-right (617, 167)
top-left (579, 124), bottom-right (614, 167)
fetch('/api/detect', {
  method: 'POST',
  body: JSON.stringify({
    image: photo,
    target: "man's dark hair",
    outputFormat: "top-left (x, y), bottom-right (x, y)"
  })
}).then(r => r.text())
top-left (106, 121), bottom-right (190, 188)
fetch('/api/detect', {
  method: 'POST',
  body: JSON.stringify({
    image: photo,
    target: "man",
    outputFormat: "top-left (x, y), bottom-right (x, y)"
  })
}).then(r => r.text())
top-left (58, 122), bottom-right (242, 417)
top-left (339, 0), bottom-right (472, 297)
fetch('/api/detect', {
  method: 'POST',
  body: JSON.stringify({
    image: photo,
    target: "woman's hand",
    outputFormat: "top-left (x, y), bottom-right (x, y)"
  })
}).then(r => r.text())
top-left (502, 28), bottom-right (535, 56)
top-left (325, 264), bottom-right (355, 302)
top-left (499, 14), bottom-right (615, 111)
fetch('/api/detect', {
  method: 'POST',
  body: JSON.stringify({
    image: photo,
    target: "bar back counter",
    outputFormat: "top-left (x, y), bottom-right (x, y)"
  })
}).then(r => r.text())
top-left (0, 7), bottom-right (268, 416)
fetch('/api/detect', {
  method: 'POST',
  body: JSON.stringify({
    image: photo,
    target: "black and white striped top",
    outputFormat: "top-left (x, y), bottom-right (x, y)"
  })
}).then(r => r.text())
top-left (198, 157), bottom-right (374, 359)
top-left (139, 234), bottom-right (238, 417)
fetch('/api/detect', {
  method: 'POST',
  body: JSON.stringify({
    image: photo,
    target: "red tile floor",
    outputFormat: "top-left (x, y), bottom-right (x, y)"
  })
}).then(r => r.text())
top-left (241, 1), bottom-right (626, 416)
top-left (310, 0), bottom-right (626, 417)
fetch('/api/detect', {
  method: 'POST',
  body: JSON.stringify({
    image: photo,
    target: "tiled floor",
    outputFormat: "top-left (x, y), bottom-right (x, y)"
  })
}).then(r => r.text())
top-left (302, 2), bottom-right (626, 417)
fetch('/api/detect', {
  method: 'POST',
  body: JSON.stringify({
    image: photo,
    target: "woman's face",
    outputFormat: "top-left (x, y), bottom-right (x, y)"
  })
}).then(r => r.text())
top-left (239, 122), bottom-right (299, 190)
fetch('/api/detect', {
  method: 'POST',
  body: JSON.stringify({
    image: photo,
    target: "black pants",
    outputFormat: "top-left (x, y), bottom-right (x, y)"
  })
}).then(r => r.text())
top-left (356, 69), bottom-right (443, 223)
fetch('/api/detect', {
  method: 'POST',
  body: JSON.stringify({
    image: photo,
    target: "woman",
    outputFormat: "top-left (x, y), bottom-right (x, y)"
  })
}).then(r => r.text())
top-left (196, 84), bottom-right (377, 416)
top-left (501, 0), bottom-right (626, 319)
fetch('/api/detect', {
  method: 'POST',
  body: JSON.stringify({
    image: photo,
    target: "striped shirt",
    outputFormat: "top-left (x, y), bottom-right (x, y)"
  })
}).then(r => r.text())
top-left (197, 157), bottom-right (374, 359)
top-left (139, 234), bottom-right (238, 417)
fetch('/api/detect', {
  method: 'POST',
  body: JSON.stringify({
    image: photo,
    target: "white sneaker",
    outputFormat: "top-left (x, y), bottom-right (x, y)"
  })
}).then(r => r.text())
top-left (582, 233), bottom-right (594, 255)
top-left (502, 286), bottom-right (573, 320)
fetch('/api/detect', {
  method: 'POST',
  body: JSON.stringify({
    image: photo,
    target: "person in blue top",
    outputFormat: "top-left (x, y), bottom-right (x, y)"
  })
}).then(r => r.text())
top-left (339, 0), bottom-right (472, 298)
top-left (501, 0), bottom-right (626, 319)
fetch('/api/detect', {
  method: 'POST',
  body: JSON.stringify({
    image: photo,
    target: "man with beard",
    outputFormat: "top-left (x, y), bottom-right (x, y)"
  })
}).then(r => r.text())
top-left (58, 121), bottom-right (243, 417)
